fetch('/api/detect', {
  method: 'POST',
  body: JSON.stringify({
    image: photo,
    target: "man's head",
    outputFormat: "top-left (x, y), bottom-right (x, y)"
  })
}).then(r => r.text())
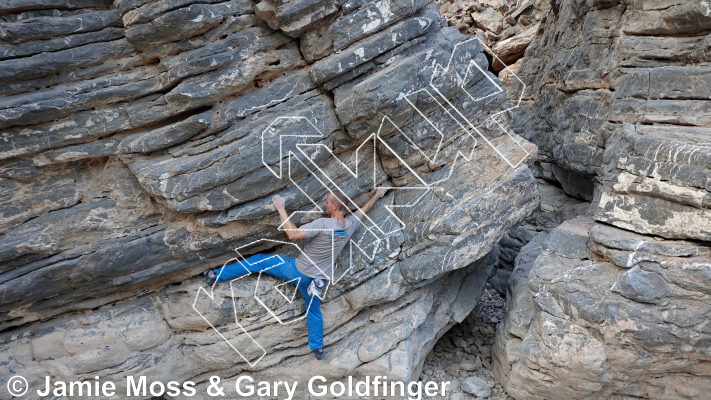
top-left (324, 191), bottom-right (348, 216)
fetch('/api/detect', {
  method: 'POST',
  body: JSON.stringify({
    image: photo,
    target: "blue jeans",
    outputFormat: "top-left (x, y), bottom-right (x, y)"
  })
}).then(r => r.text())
top-left (212, 253), bottom-right (323, 350)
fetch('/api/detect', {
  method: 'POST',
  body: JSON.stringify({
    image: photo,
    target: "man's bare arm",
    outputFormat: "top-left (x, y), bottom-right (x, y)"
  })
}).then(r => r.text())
top-left (356, 188), bottom-right (387, 219)
top-left (272, 195), bottom-right (308, 240)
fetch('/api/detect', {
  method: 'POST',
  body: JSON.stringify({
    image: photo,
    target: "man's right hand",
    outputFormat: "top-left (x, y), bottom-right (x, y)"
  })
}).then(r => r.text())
top-left (272, 194), bottom-right (308, 240)
top-left (375, 188), bottom-right (387, 198)
top-left (271, 195), bottom-right (286, 211)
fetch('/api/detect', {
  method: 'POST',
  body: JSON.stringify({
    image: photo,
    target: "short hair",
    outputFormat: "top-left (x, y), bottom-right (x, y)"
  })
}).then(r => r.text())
top-left (331, 191), bottom-right (349, 212)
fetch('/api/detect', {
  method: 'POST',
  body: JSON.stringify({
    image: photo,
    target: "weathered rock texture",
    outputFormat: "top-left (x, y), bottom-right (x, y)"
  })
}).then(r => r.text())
top-left (494, 1), bottom-right (711, 399)
top-left (437, 0), bottom-right (544, 72)
top-left (512, 1), bottom-right (711, 236)
top-left (0, 0), bottom-right (538, 398)
top-left (490, 178), bottom-right (590, 296)
top-left (495, 218), bottom-right (711, 400)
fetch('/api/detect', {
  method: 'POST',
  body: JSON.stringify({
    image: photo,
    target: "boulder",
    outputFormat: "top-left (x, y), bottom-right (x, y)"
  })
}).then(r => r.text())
top-left (472, 7), bottom-right (504, 34)
top-left (461, 376), bottom-right (492, 397)
top-left (491, 178), bottom-right (589, 296)
top-left (491, 22), bottom-right (538, 70)
top-left (493, 1), bottom-right (711, 399)
top-left (494, 219), bottom-right (711, 400)
top-left (0, 0), bottom-right (540, 397)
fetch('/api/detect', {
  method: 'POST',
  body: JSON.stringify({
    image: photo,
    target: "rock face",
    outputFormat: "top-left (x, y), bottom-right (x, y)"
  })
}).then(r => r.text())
top-left (494, 1), bottom-right (711, 399)
top-left (489, 179), bottom-right (590, 296)
top-left (0, 0), bottom-right (538, 398)
top-left (495, 218), bottom-right (711, 400)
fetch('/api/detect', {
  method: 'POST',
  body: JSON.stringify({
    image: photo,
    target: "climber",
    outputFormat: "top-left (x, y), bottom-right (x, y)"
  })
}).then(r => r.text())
top-left (203, 188), bottom-right (388, 360)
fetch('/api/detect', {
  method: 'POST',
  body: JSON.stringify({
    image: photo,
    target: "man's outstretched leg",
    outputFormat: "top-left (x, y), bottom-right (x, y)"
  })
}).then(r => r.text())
top-left (204, 253), bottom-right (291, 284)
top-left (204, 255), bottom-right (325, 359)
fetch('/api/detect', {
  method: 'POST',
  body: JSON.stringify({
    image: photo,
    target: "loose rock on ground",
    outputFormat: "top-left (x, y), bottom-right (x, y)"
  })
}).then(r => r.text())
top-left (421, 286), bottom-right (511, 399)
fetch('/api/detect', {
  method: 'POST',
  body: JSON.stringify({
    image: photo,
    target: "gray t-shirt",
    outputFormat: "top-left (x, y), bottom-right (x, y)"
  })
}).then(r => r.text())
top-left (295, 213), bottom-right (362, 279)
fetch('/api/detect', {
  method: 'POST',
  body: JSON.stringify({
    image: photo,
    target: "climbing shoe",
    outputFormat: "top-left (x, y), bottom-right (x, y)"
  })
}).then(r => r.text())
top-left (313, 349), bottom-right (325, 360)
top-left (204, 269), bottom-right (217, 286)
top-left (307, 278), bottom-right (325, 297)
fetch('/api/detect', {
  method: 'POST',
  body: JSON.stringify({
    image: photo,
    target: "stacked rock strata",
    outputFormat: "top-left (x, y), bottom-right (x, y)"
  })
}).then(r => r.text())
top-left (490, 178), bottom-right (591, 296)
top-left (493, 1), bottom-right (711, 399)
top-left (0, 0), bottom-right (539, 398)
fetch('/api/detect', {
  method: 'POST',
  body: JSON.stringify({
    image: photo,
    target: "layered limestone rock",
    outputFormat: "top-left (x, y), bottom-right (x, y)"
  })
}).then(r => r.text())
top-left (494, 1), bottom-right (711, 399)
top-left (489, 179), bottom-right (590, 296)
top-left (510, 0), bottom-right (711, 237)
top-left (494, 218), bottom-right (711, 400)
top-left (0, 0), bottom-right (538, 398)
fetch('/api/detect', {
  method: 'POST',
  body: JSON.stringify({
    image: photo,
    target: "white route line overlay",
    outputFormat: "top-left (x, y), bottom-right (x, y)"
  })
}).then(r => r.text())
top-left (193, 35), bottom-right (530, 367)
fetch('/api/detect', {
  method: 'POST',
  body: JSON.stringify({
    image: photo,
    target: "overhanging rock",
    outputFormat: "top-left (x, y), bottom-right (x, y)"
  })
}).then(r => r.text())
top-left (0, 0), bottom-right (538, 397)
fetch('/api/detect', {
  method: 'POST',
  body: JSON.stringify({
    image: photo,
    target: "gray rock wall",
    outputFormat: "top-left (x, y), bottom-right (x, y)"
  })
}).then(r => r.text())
top-left (511, 0), bottom-right (711, 238)
top-left (489, 178), bottom-right (590, 296)
top-left (493, 1), bottom-right (711, 399)
top-left (495, 218), bottom-right (711, 400)
top-left (0, 0), bottom-right (538, 398)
